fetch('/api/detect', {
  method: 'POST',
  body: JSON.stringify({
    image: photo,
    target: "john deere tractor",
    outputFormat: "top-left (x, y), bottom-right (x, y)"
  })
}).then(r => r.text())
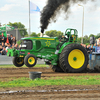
top-left (7, 28), bottom-right (88, 73)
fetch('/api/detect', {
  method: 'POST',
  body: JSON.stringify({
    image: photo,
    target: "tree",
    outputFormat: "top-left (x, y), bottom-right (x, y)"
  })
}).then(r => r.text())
top-left (89, 34), bottom-right (95, 38)
top-left (95, 33), bottom-right (100, 39)
top-left (24, 34), bottom-right (29, 37)
top-left (8, 22), bottom-right (28, 37)
top-left (57, 31), bottom-right (64, 39)
top-left (45, 30), bottom-right (64, 39)
top-left (83, 37), bottom-right (89, 44)
top-left (30, 32), bottom-right (38, 37)
top-left (77, 37), bottom-right (81, 43)
top-left (82, 35), bottom-right (90, 44)
top-left (37, 33), bottom-right (40, 37)
top-left (84, 35), bottom-right (88, 39)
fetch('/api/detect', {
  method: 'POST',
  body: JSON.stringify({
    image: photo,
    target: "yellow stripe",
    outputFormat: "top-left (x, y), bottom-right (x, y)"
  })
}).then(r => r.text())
top-left (32, 38), bottom-right (55, 40)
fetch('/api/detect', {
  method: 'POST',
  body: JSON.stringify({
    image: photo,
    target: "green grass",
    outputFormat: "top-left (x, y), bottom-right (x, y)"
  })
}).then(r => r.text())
top-left (0, 75), bottom-right (100, 88)
top-left (0, 65), bottom-right (100, 88)
top-left (0, 64), bottom-right (49, 68)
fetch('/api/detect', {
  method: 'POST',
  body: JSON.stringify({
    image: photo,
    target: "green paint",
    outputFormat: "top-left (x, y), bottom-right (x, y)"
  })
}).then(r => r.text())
top-left (7, 28), bottom-right (78, 66)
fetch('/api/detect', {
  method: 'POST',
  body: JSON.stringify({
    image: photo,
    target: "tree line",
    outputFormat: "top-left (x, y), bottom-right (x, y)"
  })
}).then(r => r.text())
top-left (77, 34), bottom-right (100, 45)
top-left (7, 22), bottom-right (100, 44)
top-left (7, 22), bottom-right (64, 39)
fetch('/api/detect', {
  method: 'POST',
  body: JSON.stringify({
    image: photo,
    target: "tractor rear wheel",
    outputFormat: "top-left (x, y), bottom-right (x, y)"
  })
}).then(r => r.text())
top-left (59, 44), bottom-right (88, 73)
top-left (24, 54), bottom-right (37, 67)
top-left (50, 64), bottom-right (64, 72)
top-left (13, 57), bottom-right (24, 67)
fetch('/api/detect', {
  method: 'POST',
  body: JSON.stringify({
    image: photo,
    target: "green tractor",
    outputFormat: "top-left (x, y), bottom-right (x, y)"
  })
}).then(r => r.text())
top-left (7, 28), bottom-right (88, 73)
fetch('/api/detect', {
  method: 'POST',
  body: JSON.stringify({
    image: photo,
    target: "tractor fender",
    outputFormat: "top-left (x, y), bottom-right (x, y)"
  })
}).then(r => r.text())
top-left (58, 42), bottom-right (73, 54)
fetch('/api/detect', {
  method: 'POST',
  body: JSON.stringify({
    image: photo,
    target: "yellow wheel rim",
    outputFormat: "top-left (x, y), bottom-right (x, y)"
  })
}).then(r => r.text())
top-left (68, 49), bottom-right (85, 69)
top-left (28, 57), bottom-right (35, 65)
top-left (17, 58), bottom-right (24, 65)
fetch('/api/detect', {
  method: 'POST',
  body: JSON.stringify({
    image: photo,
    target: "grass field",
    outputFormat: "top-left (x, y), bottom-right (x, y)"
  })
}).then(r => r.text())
top-left (0, 64), bottom-right (100, 88)
top-left (0, 64), bottom-right (49, 68)
top-left (0, 75), bottom-right (100, 88)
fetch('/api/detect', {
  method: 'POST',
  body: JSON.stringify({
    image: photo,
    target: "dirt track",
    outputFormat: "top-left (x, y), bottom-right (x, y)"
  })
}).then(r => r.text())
top-left (0, 67), bottom-right (100, 79)
top-left (0, 67), bottom-right (100, 100)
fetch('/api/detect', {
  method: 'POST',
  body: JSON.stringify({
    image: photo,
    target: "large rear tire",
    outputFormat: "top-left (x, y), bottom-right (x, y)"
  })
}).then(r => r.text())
top-left (59, 44), bottom-right (88, 73)
top-left (13, 57), bottom-right (24, 67)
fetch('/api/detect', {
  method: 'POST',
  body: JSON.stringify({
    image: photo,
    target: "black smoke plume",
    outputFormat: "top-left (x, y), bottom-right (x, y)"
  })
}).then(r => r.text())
top-left (40, 0), bottom-right (95, 33)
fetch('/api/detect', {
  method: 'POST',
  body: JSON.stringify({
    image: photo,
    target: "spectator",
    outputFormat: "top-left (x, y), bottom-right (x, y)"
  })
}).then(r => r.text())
top-left (14, 43), bottom-right (18, 49)
top-left (0, 47), bottom-right (7, 55)
top-left (6, 34), bottom-right (9, 44)
top-left (12, 37), bottom-right (16, 45)
top-left (90, 44), bottom-right (95, 52)
top-left (2, 42), bottom-right (5, 47)
top-left (82, 44), bottom-right (87, 49)
top-left (96, 46), bottom-right (100, 53)
top-left (12, 43), bottom-right (15, 48)
top-left (8, 34), bottom-right (12, 45)
top-left (6, 43), bottom-right (11, 50)
top-left (10, 47), bottom-right (12, 49)
top-left (1, 33), bottom-right (5, 43)
top-left (0, 34), bottom-right (2, 43)
top-left (0, 43), bottom-right (3, 55)
top-left (5, 42), bottom-right (7, 48)
top-left (10, 34), bottom-right (13, 45)
top-left (86, 44), bottom-right (91, 53)
top-left (0, 34), bottom-right (18, 55)
top-left (93, 43), bottom-right (97, 52)
top-left (97, 38), bottom-right (100, 46)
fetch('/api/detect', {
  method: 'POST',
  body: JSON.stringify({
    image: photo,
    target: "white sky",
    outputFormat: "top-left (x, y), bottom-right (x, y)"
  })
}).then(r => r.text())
top-left (0, 0), bottom-right (100, 37)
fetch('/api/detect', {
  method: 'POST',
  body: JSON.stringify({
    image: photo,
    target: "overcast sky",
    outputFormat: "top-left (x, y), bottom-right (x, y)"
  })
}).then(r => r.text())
top-left (0, 0), bottom-right (100, 37)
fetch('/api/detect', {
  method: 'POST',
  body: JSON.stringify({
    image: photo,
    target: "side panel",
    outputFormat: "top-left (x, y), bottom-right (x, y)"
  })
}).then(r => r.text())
top-left (32, 37), bottom-right (59, 53)
top-left (58, 42), bottom-right (73, 53)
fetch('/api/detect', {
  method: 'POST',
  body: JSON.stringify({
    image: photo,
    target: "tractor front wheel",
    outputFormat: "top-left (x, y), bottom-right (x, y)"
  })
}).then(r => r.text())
top-left (13, 57), bottom-right (24, 67)
top-left (24, 54), bottom-right (37, 67)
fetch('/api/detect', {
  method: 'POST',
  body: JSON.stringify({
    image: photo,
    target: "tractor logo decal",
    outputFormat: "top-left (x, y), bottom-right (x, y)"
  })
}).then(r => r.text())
top-left (45, 40), bottom-right (51, 47)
